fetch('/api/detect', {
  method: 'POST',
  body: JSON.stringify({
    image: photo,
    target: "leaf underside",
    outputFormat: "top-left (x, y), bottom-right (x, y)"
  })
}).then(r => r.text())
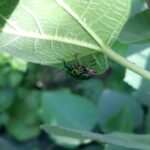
top-left (0, 0), bottom-right (131, 73)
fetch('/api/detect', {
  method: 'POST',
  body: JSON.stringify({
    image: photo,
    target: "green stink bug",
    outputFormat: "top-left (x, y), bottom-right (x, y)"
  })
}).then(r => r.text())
top-left (62, 56), bottom-right (96, 80)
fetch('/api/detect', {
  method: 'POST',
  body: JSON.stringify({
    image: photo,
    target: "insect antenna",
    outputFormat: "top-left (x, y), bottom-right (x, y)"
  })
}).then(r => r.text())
top-left (55, 59), bottom-right (66, 74)
top-left (75, 53), bottom-right (81, 65)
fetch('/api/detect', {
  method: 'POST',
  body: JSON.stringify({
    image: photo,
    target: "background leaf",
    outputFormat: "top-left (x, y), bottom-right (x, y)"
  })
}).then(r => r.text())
top-left (41, 125), bottom-right (150, 150)
top-left (119, 10), bottom-right (150, 44)
top-left (0, 88), bottom-right (14, 112)
top-left (105, 144), bottom-right (138, 150)
top-left (6, 90), bottom-right (41, 141)
top-left (98, 90), bottom-right (143, 132)
top-left (42, 90), bottom-right (99, 147)
top-left (42, 90), bottom-right (99, 130)
top-left (104, 107), bottom-right (133, 133)
top-left (129, 0), bottom-right (146, 17)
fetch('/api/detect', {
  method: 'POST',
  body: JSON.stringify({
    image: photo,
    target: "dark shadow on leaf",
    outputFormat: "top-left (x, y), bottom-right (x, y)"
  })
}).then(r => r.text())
top-left (0, 0), bottom-right (19, 31)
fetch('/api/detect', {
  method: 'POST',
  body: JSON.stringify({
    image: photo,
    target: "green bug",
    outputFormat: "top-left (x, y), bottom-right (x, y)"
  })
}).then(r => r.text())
top-left (62, 56), bottom-right (96, 80)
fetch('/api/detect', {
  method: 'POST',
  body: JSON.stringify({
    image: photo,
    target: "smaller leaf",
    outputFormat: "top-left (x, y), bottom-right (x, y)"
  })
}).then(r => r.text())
top-left (40, 125), bottom-right (150, 150)
top-left (42, 91), bottom-right (98, 130)
top-left (119, 10), bottom-right (150, 44)
top-left (104, 107), bottom-right (133, 133)
top-left (42, 90), bottom-right (99, 147)
top-left (98, 90), bottom-right (143, 131)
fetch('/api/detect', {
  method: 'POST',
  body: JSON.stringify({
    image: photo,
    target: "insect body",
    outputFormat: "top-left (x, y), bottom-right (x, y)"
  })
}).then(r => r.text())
top-left (64, 61), bottom-right (96, 80)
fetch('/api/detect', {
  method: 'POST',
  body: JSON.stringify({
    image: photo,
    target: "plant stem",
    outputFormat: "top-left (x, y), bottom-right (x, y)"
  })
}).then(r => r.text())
top-left (56, 0), bottom-right (150, 80)
top-left (101, 46), bottom-right (150, 80)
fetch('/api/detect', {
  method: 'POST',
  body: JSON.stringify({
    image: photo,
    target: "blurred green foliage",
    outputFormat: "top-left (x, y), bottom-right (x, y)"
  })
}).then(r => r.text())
top-left (0, 0), bottom-right (150, 150)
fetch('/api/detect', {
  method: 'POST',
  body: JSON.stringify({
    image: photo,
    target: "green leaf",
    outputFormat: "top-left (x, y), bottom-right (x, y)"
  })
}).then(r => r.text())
top-left (124, 44), bottom-right (150, 105)
top-left (105, 63), bottom-right (129, 91)
top-left (83, 145), bottom-right (103, 150)
top-left (0, 112), bottom-right (9, 125)
top-left (0, 52), bottom-right (27, 72)
top-left (105, 144), bottom-right (138, 150)
top-left (0, 0), bottom-right (131, 73)
top-left (98, 90), bottom-right (143, 131)
top-left (130, 0), bottom-right (146, 17)
top-left (104, 107), bottom-right (133, 133)
top-left (41, 125), bottom-right (150, 150)
top-left (145, 106), bottom-right (150, 133)
top-left (9, 71), bottom-right (23, 87)
top-left (42, 90), bottom-right (99, 146)
top-left (0, 88), bottom-right (14, 112)
top-left (119, 10), bottom-right (150, 44)
top-left (0, 0), bottom-right (19, 29)
top-left (112, 41), bottom-right (128, 56)
top-left (6, 90), bottom-right (41, 141)
top-left (42, 91), bottom-right (98, 130)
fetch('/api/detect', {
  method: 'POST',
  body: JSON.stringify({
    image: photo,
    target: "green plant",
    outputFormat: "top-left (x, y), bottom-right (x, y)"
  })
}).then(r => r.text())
top-left (0, 0), bottom-right (150, 150)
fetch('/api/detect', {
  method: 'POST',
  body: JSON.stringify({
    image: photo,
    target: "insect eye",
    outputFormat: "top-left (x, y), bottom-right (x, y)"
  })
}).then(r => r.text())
top-left (88, 70), bottom-right (96, 76)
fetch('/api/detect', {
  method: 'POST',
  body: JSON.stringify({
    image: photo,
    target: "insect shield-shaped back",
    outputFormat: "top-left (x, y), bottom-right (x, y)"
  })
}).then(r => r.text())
top-left (64, 61), bottom-right (96, 80)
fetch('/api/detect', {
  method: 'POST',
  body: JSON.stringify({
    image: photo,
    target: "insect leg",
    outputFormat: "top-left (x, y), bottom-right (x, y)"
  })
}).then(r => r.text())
top-left (75, 53), bottom-right (79, 65)
top-left (74, 53), bottom-right (82, 65)
top-left (88, 60), bottom-right (96, 69)
top-left (63, 60), bottom-right (67, 68)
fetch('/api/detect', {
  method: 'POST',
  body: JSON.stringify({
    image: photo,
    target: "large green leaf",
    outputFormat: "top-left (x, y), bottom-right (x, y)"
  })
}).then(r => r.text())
top-left (119, 10), bottom-right (150, 44)
top-left (42, 90), bottom-right (99, 146)
top-left (41, 125), bottom-right (150, 150)
top-left (0, 0), bottom-right (131, 73)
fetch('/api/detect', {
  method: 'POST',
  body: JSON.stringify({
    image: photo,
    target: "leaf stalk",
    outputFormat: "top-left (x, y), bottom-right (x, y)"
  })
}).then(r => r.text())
top-left (101, 45), bottom-right (150, 80)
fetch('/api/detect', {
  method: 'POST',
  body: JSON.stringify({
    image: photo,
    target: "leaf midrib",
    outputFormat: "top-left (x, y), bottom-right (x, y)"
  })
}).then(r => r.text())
top-left (1, 28), bottom-right (101, 52)
top-left (55, 0), bottom-right (105, 49)
top-left (41, 125), bottom-right (150, 150)
top-left (56, 0), bottom-right (131, 50)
